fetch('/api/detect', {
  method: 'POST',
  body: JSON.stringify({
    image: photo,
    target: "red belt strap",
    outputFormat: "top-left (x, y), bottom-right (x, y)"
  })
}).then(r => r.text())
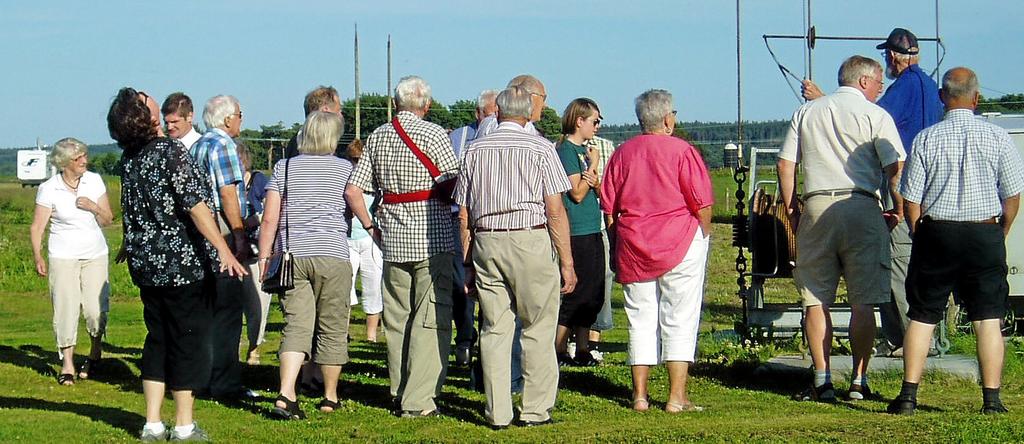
top-left (382, 189), bottom-right (437, 204)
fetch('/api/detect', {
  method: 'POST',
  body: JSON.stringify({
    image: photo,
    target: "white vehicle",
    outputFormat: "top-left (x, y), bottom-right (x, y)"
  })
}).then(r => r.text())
top-left (17, 148), bottom-right (55, 187)
top-left (978, 113), bottom-right (1024, 332)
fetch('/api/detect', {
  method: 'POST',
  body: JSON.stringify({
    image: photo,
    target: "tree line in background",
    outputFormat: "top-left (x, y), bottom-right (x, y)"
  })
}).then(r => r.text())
top-left (3, 93), bottom-right (1021, 176)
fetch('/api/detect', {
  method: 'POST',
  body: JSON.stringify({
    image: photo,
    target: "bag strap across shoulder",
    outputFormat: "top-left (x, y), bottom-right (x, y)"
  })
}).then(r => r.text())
top-left (392, 117), bottom-right (442, 179)
top-left (282, 157), bottom-right (290, 251)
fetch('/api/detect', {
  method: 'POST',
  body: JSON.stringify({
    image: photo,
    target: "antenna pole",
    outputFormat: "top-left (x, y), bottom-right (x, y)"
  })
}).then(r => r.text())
top-left (736, 0), bottom-right (743, 145)
top-left (354, 23), bottom-right (361, 140)
top-left (386, 34), bottom-right (393, 121)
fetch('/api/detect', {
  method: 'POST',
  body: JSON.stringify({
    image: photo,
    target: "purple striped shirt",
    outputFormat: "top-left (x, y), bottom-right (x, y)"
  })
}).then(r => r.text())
top-left (455, 121), bottom-right (571, 229)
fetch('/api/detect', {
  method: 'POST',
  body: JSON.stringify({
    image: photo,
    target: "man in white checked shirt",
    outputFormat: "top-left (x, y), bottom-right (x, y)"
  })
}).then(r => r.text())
top-left (888, 67), bottom-right (1024, 416)
top-left (346, 75), bottom-right (459, 418)
top-left (456, 84), bottom-right (576, 429)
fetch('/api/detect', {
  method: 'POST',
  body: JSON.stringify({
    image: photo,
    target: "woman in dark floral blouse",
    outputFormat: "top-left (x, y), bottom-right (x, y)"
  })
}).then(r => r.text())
top-left (107, 87), bottom-right (246, 442)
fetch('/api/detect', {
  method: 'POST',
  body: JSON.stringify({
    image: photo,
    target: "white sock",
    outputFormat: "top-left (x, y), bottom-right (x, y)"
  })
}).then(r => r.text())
top-left (813, 370), bottom-right (831, 387)
top-left (852, 374), bottom-right (868, 386)
top-left (143, 422), bottom-right (165, 434)
top-left (174, 423), bottom-right (195, 436)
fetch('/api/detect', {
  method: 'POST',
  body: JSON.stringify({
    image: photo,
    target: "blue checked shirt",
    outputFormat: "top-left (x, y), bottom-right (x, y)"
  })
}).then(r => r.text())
top-left (901, 109), bottom-right (1024, 221)
top-left (190, 128), bottom-right (248, 217)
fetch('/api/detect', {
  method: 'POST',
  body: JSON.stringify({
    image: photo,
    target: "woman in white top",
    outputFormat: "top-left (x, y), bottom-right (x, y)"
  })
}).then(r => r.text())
top-left (344, 139), bottom-right (383, 342)
top-left (29, 138), bottom-right (113, 386)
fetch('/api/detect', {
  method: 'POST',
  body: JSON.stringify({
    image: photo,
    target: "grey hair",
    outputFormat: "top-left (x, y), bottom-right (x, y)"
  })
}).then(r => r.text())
top-left (838, 55), bottom-right (882, 87)
top-left (942, 67), bottom-right (979, 100)
top-left (203, 95), bottom-right (240, 130)
top-left (507, 74), bottom-right (543, 95)
top-left (496, 86), bottom-right (533, 119)
top-left (477, 89), bottom-right (499, 111)
top-left (49, 137), bottom-right (88, 170)
top-left (635, 89), bottom-right (674, 133)
top-left (394, 76), bottom-right (432, 111)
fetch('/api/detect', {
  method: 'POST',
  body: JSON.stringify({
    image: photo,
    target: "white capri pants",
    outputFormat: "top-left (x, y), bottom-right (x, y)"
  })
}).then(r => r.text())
top-left (349, 236), bottom-right (383, 315)
top-left (624, 227), bottom-right (708, 365)
top-left (49, 256), bottom-right (109, 354)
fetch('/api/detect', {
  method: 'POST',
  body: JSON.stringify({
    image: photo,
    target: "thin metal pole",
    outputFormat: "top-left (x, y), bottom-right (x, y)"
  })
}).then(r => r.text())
top-left (935, 0), bottom-right (941, 81)
top-left (354, 23), bottom-right (361, 140)
top-left (736, 0), bottom-right (743, 146)
top-left (386, 34), bottom-right (392, 121)
top-left (806, 0), bottom-right (813, 81)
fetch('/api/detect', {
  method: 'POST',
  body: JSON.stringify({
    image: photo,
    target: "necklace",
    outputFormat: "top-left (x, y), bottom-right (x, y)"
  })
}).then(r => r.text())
top-left (61, 174), bottom-right (80, 193)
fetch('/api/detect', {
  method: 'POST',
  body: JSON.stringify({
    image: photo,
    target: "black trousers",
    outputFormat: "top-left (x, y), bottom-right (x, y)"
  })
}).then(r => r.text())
top-left (206, 276), bottom-right (244, 397)
top-left (558, 232), bottom-right (606, 328)
top-left (140, 277), bottom-right (214, 391)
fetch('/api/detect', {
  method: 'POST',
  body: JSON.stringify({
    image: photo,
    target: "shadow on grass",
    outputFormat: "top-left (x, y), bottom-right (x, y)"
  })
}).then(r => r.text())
top-left (558, 370), bottom-right (633, 408)
top-left (0, 396), bottom-right (143, 436)
top-left (101, 342), bottom-right (142, 355)
top-left (0, 344), bottom-right (56, 378)
top-left (691, 360), bottom-right (945, 414)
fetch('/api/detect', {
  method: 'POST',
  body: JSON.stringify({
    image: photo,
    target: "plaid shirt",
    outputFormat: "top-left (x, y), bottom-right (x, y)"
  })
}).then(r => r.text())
top-left (587, 135), bottom-right (617, 178)
top-left (349, 111), bottom-right (459, 262)
top-left (190, 128), bottom-right (247, 217)
top-left (901, 109), bottom-right (1024, 221)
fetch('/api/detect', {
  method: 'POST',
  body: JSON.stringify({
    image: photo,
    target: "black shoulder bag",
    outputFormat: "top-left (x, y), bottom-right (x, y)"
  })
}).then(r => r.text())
top-left (261, 158), bottom-right (294, 294)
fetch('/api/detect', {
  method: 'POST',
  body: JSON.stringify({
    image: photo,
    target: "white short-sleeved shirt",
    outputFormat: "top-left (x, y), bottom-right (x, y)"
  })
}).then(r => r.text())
top-left (779, 86), bottom-right (906, 196)
top-left (35, 171), bottom-right (109, 259)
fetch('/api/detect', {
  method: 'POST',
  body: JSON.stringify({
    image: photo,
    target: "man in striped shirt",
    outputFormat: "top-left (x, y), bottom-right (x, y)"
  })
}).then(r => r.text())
top-left (455, 84), bottom-right (575, 429)
top-left (889, 67), bottom-right (1024, 415)
top-left (346, 75), bottom-right (459, 418)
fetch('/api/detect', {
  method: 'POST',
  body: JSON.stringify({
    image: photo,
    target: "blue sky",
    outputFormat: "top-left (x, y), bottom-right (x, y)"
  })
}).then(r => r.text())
top-left (1, 0), bottom-right (1021, 148)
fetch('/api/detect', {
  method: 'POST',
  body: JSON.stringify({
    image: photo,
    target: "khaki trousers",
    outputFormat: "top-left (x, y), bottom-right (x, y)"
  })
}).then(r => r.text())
top-left (474, 229), bottom-right (560, 426)
top-left (279, 257), bottom-right (353, 365)
top-left (49, 256), bottom-right (109, 353)
top-left (382, 253), bottom-right (454, 412)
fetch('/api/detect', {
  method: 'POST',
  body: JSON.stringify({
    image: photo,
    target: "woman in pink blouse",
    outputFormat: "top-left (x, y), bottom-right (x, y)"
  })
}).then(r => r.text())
top-left (601, 89), bottom-right (713, 413)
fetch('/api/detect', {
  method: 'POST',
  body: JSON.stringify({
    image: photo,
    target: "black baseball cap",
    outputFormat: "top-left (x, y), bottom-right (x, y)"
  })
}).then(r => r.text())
top-left (877, 28), bottom-right (920, 55)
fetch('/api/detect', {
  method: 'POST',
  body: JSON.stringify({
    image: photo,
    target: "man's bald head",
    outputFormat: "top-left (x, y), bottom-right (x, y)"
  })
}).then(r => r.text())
top-left (940, 67), bottom-right (980, 111)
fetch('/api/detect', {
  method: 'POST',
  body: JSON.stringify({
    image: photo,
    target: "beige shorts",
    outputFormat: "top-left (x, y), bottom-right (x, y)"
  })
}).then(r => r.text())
top-left (793, 194), bottom-right (891, 307)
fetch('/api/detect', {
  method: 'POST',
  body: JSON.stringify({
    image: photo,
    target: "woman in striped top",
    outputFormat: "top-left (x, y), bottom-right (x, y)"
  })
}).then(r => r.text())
top-left (258, 111), bottom-right (355, 419)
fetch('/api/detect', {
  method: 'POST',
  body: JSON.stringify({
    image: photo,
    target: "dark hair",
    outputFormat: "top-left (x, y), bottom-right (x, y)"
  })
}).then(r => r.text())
top-left (304, 86), bottom-right (339, 117)
top-left (107, 87), bottom-right (158, 151)
top-left (161, 92), bottom-right (193, 117)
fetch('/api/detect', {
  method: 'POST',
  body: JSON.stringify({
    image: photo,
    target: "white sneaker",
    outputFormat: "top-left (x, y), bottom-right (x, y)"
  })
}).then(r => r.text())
top-left (169, 423), bottom-right (209, 442)
top-left (590, 349), bottom-right (604, 363)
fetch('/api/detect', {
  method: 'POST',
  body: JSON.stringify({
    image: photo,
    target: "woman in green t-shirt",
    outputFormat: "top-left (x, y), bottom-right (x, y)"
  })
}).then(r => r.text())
top-left (554, 98), bottom-right (606, 366)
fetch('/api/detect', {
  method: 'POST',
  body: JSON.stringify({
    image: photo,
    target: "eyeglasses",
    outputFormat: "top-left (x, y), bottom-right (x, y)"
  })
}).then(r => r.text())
top-left (592, 119), bottom-right (602, 126)
top-left (529, 91), bottom-right (548, 101)
top-left (672, 110), bottom-right (678, 116)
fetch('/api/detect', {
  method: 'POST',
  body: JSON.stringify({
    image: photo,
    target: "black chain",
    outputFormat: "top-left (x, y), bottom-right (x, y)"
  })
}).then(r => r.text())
top-left (732, 166), bottom-right (749, 301)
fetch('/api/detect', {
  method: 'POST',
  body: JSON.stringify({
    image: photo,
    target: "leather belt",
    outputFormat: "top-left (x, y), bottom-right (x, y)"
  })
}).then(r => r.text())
top-left (923, 216), bottom-right (999, 225)
top-left (475, 224), bottom-right (546, 233)
top-left (803, 189), bottom-right (877, 200)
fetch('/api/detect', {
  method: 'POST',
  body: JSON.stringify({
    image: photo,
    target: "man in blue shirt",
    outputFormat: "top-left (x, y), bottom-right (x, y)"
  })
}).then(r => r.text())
top-left (449, 89), bottom-right (498, 367)
top-left (191, 94), bottom-right (253, 403)
top-left (802, 28), bottom-right (943, 359)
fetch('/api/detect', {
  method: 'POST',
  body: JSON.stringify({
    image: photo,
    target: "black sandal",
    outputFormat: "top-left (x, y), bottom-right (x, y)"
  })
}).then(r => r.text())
top-left (318, 398), bottom-right (341, 413)
top-left (57, 373), bottom-right (75, 386)
top-left (272, 395), bottom-right (305, 420)
top-left (77, 358), bottom-right (98, 380)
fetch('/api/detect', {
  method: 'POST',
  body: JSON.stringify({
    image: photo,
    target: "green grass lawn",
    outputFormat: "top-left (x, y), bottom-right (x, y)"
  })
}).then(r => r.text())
top-left (2, 179), bottom-right (1023, 442)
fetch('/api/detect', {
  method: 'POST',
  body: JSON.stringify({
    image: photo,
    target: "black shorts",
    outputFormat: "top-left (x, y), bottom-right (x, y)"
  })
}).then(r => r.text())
top-left (558, 233), bottom-right (606, 328)
top-left (139, 277), bottom-right (215, 391)
top-left (905, 218), bottom-right (1008, 324)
